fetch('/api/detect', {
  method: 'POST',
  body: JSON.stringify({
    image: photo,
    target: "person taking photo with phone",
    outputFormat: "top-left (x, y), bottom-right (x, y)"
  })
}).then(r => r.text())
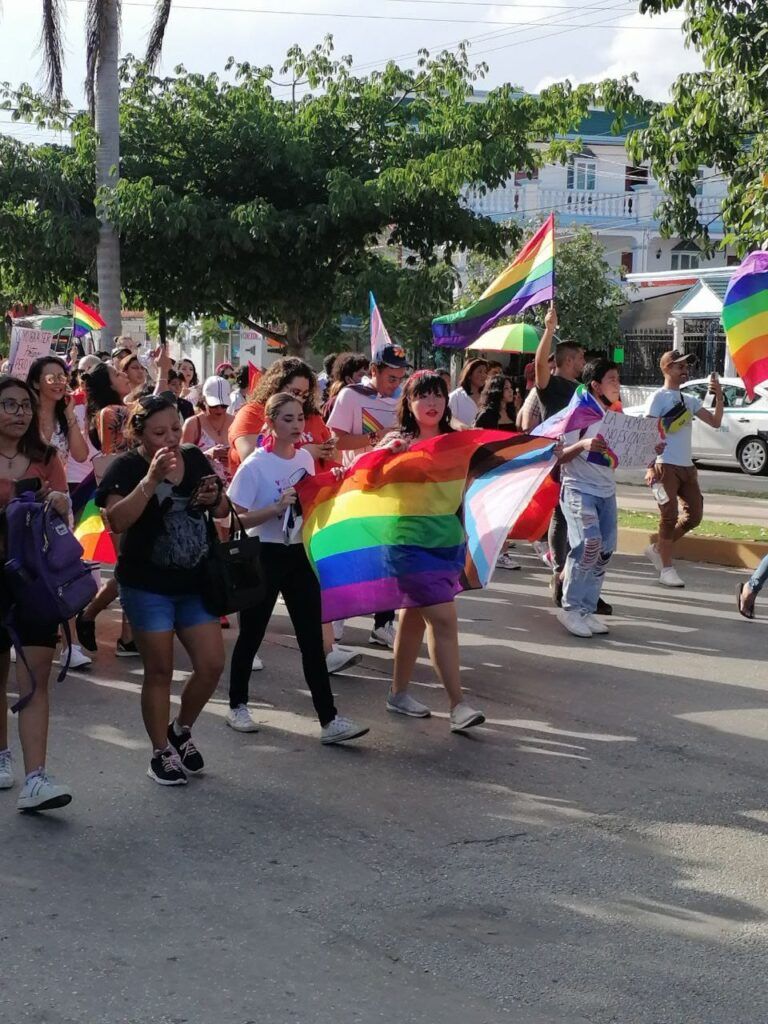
top-left (643, 352), bottom-right (723, 588)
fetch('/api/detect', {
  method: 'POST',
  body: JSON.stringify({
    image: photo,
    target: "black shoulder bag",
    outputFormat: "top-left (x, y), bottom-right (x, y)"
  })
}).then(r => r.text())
top-left (203, 499), bottom-right (265, 616)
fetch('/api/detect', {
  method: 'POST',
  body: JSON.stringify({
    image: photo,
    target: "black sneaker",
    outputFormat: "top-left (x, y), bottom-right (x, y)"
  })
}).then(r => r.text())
top-left (147, 749), bottom-right (187, 786)
top-left (75, 612), bottom-right (97, 652)
top-left (167, 723), bottom-right (205, 775)
top-left (551, 576), bottom-right (564, 608)
top-left (596, 597), bottom-right (613, 616)
top-left (116, 639), bottom-right (140, 657)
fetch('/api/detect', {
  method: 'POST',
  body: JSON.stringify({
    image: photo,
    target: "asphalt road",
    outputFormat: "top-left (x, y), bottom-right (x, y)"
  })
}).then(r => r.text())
top-left (4, 552), bottom-right (768, 1024)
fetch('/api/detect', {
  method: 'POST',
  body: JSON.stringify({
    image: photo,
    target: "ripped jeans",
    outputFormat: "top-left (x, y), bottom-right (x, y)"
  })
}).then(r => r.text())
top-left (560, 487), bottom-right (618, 615)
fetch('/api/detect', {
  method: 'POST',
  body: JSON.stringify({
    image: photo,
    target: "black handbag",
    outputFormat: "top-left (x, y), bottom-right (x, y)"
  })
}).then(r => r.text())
top-left (202, 500), bottom-right (265, 616)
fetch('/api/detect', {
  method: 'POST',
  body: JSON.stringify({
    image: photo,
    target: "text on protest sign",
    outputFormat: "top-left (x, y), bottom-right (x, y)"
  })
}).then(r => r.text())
top-left (9, 327), bottom-right (54, 379)
top-left (586, 411), bottom-right (663, 468)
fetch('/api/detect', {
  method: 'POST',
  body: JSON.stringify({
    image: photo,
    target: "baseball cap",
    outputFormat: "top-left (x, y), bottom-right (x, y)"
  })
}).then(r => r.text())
top-left (202, 375), bottom-right (230, 406)
top-left (215, 361), bottom-right (235, 377)
top-left (374, 343), bottom-right (409, 369)
top-left (659, 349), bottom-right (694, 372)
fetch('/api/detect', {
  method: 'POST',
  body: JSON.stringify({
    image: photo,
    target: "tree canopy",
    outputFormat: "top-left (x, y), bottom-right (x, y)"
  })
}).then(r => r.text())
top-left (628, 0), bottom-right (768, 255)
top-left (0, 39), bottom-right (640, 353)
top-left (462, 225), bottom-right (625, 351)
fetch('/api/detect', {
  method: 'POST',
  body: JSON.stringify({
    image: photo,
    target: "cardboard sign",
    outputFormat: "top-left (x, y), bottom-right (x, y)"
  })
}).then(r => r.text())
top-left (587, 411), bottom-right (662, 468)
top-left (8, 326), bottom-right (54, 378)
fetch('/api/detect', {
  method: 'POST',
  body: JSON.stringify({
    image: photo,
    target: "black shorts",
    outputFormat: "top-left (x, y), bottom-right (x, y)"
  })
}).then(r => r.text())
top-left (0, 622), bottom-right (59, 654)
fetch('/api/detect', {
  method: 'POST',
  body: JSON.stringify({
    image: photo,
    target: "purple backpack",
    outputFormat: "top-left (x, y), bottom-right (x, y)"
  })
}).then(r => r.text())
top-left (4, 493), bottom-right (98, 712)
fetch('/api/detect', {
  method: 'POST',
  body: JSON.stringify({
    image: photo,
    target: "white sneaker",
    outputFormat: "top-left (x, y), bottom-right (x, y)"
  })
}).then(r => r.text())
top-left (251, 654), bottom-right (264, 672)
top-left (9, 647), bottom-right (16, 663)
top-left (557, 608), bottom-right (593, 638)
top-left (17, 772), bottom-right (72, 812)
top-left (583, 613), bottom-right (609, 635)
top-left (332, 619), bottom-right (345, 643)
top-left (320, 715), bottom-right (369, 745)
top-left (369, 621), bottom-right (396, 648)
top-left (326, 645), bottom-right (362, 674)
top-left (644, 544), bottom-right (663, 572)
top-left (60, 644), bottom-right (92, 669)
top-left (532, 540), bottom-right (550, 565)
top-left (659, 566), bottom-right (685, 588)
top-left (0, 749), bottom-right (14, 790)
top-left (386, 690), bottom-right (431, 718)
top-left (449, 702), bottom-right (485, 732)
top-left (226, 705), bottom-right (259, 732)
top-left (496, 551), bottom-right (522, 570)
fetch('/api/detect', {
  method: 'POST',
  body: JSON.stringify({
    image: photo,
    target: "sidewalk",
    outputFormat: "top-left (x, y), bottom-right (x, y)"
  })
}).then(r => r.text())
top-left (617, 483), bottom-right (767, 526)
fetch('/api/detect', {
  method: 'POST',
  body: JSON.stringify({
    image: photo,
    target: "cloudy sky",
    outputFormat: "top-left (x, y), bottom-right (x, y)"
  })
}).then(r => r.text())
top-left (0, 0), bottom-right (702, 142)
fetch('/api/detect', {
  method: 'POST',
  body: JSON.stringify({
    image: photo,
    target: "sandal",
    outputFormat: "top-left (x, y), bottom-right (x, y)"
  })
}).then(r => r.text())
top-left (736, 582), bottom-right (755, 620)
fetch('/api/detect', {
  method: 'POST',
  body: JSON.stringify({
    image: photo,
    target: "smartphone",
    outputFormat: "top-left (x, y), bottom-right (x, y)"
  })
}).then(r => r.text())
top-left (190, 474), bottom-right (219, 504)
top-left (15, 477), bottom-right (42, 495)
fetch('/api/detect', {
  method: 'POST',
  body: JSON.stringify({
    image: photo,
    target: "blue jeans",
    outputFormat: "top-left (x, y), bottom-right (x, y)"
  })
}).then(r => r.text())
top-left (748, 555), bottom-right (768, 594)
top-left (561, 487), bottom-right (618, 614)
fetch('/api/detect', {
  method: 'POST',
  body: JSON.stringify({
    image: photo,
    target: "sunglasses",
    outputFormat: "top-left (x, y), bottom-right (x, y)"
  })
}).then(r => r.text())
top-left (43, 373), bottom-right (69, 385)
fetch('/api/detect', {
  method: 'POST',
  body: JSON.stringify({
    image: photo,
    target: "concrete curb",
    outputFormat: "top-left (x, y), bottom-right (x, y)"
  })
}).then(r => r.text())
top-left (618, 527), bottom-right (768, 570)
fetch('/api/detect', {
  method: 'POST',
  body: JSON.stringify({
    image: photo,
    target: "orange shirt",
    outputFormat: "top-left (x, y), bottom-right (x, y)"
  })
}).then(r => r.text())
top-left (228, 402), bottom-right (332, 470)
top-left (0, 453), bottom-right (68, 509)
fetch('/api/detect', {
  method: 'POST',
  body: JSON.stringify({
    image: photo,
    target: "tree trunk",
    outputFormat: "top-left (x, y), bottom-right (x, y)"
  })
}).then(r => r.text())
top-left (94, 0), bottom-right (122, 343)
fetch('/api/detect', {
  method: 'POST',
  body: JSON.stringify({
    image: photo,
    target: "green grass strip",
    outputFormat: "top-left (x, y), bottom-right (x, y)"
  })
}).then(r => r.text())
top-left (618, 510), bottom-right (768, 543)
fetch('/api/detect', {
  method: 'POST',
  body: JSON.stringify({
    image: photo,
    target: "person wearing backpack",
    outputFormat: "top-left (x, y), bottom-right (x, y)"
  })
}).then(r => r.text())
top-left (0, 376), bottom-right (74, 811)
top-left (96, 395), bottom-right (229, 786)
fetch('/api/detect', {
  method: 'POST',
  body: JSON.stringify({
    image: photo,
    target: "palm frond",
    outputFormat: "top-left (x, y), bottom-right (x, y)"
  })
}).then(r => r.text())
top-left (40, 0), bottom-right (65, 106)
top-left (145, 0), bottom-right (172, 71)
top-left (85, 0), bottom-right (122, 116)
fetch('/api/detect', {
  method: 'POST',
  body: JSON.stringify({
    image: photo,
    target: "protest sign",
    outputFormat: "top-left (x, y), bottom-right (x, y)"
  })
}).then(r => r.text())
top-left (586, 411), bottom-right (662, 468)
top-left (8, 327), bottom-right (54, 378)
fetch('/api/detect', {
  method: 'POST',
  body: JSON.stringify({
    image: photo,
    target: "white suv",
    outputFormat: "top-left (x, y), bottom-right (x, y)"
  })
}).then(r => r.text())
top-left (625, 378), bottom-right (768, 475)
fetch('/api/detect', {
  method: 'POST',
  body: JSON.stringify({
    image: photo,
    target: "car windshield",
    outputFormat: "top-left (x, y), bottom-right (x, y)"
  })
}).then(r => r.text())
top-left (682, 382), bottom-right (762, 408)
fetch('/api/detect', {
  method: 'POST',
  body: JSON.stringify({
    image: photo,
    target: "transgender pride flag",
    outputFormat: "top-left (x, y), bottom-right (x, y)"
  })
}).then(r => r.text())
top-left (369, 292), bottom-right (393, 360)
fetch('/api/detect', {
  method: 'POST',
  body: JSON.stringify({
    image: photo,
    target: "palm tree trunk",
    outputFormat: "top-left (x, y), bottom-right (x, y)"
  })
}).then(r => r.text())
top-left (94, 0), bottom-right (122, 342)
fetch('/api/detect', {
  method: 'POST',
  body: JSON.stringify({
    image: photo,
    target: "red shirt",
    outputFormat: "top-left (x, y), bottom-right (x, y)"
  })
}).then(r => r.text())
top-left (228, 402), bottom-right (332, 470)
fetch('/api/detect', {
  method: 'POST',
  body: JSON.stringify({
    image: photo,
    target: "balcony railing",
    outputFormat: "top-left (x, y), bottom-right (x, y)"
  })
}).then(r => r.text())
top-left (465, 185), bottom-right (724, 224)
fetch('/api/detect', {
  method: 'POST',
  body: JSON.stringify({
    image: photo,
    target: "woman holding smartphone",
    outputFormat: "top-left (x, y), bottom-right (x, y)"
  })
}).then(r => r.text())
top-left (226, 392), bottom-right (369, 745)
top-left (0, 375), bottom-right (73, 810)
top-left (96, 395), bottom-right (228, 786)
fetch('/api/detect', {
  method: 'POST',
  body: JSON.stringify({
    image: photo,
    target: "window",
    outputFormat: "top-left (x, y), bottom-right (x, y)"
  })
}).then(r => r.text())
top-left (567, 158), bottom-right (596, 191)
top-left (671, 251), bottom-right (700, 271)
top-left (625, 165), bottom-right (648, 191)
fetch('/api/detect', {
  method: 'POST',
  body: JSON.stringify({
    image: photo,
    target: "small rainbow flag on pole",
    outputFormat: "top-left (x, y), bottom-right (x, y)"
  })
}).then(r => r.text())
top-left (298, 430), bottom-right (556, 621)
top-left (722, 251), bottom-right (768, 399)
top-left (432, 213), bottom-right (555, 349)
top-left (72, 297), bottom-right (107, 338)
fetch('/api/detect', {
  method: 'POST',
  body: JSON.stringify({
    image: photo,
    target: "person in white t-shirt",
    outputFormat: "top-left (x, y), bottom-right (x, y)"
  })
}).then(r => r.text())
top-left (643, 350), bottom-right (723, 588)
top-left (327, 345), bottom-right (408, 648)
top-left (447, 358), bottom-right (489, 428)
top-left (225, 392), bottom-right (369, 746)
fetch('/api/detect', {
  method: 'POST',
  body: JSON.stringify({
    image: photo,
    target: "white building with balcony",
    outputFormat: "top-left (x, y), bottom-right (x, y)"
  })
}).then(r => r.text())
top-left (463, 104), bottom-right (730, 279)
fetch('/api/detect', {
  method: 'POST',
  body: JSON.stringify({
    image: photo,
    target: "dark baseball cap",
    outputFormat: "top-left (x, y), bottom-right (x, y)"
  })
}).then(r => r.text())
top-left (374, 344), bottom-right (409, 369)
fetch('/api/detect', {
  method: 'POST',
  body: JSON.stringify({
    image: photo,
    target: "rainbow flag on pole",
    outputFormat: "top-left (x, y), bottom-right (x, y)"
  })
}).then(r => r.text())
top-left (722, 251), bottom-right (768, 398)
top-left (298, 430), bottom-right (556, 621)
top-left (72, 297), bottom-right (107, 337)
top-left (432, 213), bottom-right (555, 349)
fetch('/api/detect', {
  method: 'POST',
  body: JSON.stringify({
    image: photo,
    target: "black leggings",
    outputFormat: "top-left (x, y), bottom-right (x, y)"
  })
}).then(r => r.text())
top-left (229, 544), bottom-right (337, 727)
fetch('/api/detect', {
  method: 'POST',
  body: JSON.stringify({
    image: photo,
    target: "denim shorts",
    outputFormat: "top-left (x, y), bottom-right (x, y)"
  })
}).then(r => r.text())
top-left (119, 585), bottom-right (217, 633)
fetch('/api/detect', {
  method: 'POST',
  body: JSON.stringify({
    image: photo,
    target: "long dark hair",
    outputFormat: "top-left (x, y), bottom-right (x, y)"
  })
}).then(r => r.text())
top-left (252, 357), bottom-right (319, 416)
top-left (476, 374), bottom-right (515, 425)
top-left (396, 371), bottom-right (452, 437)
top-left (26, 355), bottom-right (69, 439)
top-left (0, 375), bottom-right (57, 464)
top-left (458, 358), bottom-right (489, 395)
top-left (83, 362), bottom-right (123, 448)
top-left (179, 358), bottom-right (199, 387)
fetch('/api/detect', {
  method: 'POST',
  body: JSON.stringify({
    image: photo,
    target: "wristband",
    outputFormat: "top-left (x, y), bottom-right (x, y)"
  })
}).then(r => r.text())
top-left (139, 478), bottom-right (154, 500)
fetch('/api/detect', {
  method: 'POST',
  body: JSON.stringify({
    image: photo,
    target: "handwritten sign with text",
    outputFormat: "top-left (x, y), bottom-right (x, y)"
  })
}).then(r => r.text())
top-left (588, 411), bottom-right (663, 469)
top-left (8, 326), bottom-right (54, 379)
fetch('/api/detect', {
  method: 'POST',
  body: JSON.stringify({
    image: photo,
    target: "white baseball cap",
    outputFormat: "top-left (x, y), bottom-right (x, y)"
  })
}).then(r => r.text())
top-left (202, 375), bottom-right (230, 407)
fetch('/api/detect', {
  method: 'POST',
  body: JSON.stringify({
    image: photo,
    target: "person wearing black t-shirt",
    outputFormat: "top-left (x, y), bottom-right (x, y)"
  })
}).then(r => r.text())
top-left (534, 304), bottom-right (586, 607)
top-left (96, 395), bottom-right (229, 787)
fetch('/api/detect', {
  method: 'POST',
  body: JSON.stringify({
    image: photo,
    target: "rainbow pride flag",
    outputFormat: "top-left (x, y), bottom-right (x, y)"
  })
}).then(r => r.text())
top-left (533, 384), bottom-right (606, 440)
top-left (722, 251), bottom-right (768, 398)
top-left (73, 297), bottom-right (106, 338)
top-left (298, 430), bottom-right (556, 621)
top-left (71, 474), bottom-right (117, 564)
top-left (432, 214), bottom-right (555, 349)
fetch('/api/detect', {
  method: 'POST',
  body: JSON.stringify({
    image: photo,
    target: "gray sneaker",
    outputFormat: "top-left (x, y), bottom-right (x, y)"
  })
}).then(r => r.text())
top-left (0, 749), bottom-right (14, 790)
top-left (386, 690), bottom-right (431, 718)
top-left (449, 702), bottom-right (485, 733)
top-left (320, 715), bottom-right (369, 745)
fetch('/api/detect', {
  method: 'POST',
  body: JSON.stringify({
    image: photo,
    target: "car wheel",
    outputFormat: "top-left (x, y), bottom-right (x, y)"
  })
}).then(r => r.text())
top-left (737, 438), bottom-right (768, 475)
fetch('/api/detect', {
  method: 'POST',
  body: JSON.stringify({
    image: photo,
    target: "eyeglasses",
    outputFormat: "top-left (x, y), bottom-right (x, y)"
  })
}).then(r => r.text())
top-left (0, 398), bottom-right (33, 415)
top-left (43, 373), bottom-right (68, 385)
